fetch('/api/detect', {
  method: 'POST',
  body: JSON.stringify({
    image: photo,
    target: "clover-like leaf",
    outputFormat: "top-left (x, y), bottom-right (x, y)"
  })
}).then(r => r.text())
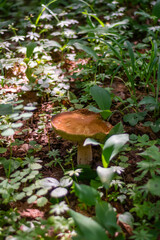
top-left (39, 177), bottom-right (59, 189)
top-left (50, 187), bottom-right (68, 198)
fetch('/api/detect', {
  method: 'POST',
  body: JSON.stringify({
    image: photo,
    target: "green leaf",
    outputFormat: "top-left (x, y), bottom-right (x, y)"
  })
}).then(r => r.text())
top-left (37, 188), bottom-right (48, 196)
top-left (26, 42), bottom-right (37, 58)
top-left (72, 42), bottom-right (99, 60)
top-left (50, 187), bottom-right (68, 198)
top-left (39, 177), bottom-right (59, 189)
top-left (152, 0), bottom-right (160, 18)
top-left (107, 122), bottom-right (124, 138)
top-left (139, 96), bottom-right (156, 105)
top-left (144, 119), bottom-right (160, 133)
top-left (1, 128), bottom-right (15, 136)
top-left (83, 138), bottom-right (100, 146)
top-left (74, 182), bottom-right (100, 206)
top-left (100, 110), bottom-right (112, 120)
top-left (20, 112), bottom-right (33, 119)
top-left (96, 201), bottom-right (119, 235)
top-left (102, 134), bottom-right (129, 167)
top-left (118, 212), bottom-right (134, 228)
top-left (126, 41), bottom-right (135, 74)
top-left (30, 163), bottom-right (42, 170)
top-left (0, 147), bottom-right (7, 153)
top-left (69, 209), bottom-right (109, 240)
top-left (27, 195), bottom-right (37, 204)
top-left (0, 104), bottom-right (13, 115)
top-left (15, 192), bottom-right (26, 201)
top-left (60, 176), bottom-right (73, 187)
top-left (146, 177), bottom-right (160, 196)
top-left (24, 106), bottom-right (37, 111)
top-left (11, 122), bottom-right (23, 128)
top-left (90, 85), bottom-right (111, 110)
top-left (139, 145), bottom-right (160, 161)
top-left (37, 197), bottom-right (48, 207)
top-left (123, 112), bottom-right (146, 126)
top-left (97, 167), bottom-right (115, 189)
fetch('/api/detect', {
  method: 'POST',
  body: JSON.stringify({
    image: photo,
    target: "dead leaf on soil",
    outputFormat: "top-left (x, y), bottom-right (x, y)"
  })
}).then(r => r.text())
top-left (18, 208), bottom-right (44, 218)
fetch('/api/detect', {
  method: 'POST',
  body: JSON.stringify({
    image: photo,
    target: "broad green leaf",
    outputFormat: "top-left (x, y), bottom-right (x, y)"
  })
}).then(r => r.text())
top-left (24, 106), bottom-right (37, 111)
top-left (88, 106), bottom-right (112, 119)
top-left (37, 197), bottom-right (48, 207)
top-left (100, 110), bottom-right (112, 120)
top-left (144, 120), bottom-right (160, 133)
top-left (118, 212), bottom-right (134, 228)
top-left (74, 182), bottom-right (100, 206)
top-left (107, 122), bottom-right (124, 138)
top-left (152, 0), bottom-right (160, 18)
top-left (123, 112), bottom-right (146, 126)
top-left (36, 188), bottom-right (48, 196)
top-left (88, 106), bottom-right (102, 113)
top-left (90, 85), bottom-right (111, 110)
top-left (69, 209), bottom-right (109, 240)
top-left (50, 187), bottom-right (68, 198)
top-left (39, 177), bottom-right (59, 189)
top-left (0, 147), bottom-right (7, 153)
top-left (27, 195), bottom-right (37, 204)
top-left (60, 176), bottom-right (73, 187)
top-left (139, 96), bottom-right (156, 105)
top-left (11, 122), bottom-right (23, 128)
top-left (102, 134), bottom-right (129, 166)
top-left (13, 104), bottom-right (23, 110)
top-left (146, 177), bottom-right (160, 196)
top-left (96, 201), bottom-right (120, 235)
top-left (20, 112), bottom-right (33, 119)
top-left (0, 124), bottom-right (8, 130)
top-left (15, 192), bottom-right (26, 201)
top-left (30, 163), bottom-right (42, 170)
top-left (0, 104), bottom-right (13, 115)
top-left (97, 167), bottom-right (115, 189)
top-left (1, 128), bottom-right (15, 136)
top-left (72, 42), bottom-right (99, 60)
top-left (26, 42), bottom-right (37, 58)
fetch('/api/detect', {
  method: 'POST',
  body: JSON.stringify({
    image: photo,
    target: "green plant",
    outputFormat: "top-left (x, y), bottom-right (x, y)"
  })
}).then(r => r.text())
top-left (84, 132), bottom-right (129, 168)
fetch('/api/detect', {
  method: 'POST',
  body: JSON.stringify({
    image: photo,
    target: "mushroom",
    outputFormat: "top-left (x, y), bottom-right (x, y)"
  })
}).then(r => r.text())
top-left (51, 109), bottom-right (112, 165)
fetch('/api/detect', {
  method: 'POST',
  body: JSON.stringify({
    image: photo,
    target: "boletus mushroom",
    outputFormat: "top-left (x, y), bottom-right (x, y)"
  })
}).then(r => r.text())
top-left (51, 109), bottom-right (112, 165)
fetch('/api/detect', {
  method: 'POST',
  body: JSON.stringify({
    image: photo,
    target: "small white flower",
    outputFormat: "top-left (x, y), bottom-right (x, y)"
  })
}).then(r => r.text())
top-left (38, 78), bottom-right (52, 88)
top-left (10, 36), bottom-right (25, 42)
top-left (34, 46), bottom-right (44, 52)
top-left (26, 32), bottom-right (40, 40)
top-left (16, 46), bottom-right (26, 54)
top-left (51, 31), bottom-right (61, 36)
top-left (28, 61), bottom-right (37, 68)
top-left (65, 169), bottom-right (82, 177)
top-left (50, 201), bottom-right (69, 215)
top-left (57, 19), bottom-right (78, 28)
top-left (0, 41), bottom-right (11, 48)
top-left (44, 24), bottom-right (53, 29)
top-left (63, 28), bottom-right (77, 38)
top-left (40, 12), bottom-right (52, 20)
top-left (111, 166), bottom-right (124, 174)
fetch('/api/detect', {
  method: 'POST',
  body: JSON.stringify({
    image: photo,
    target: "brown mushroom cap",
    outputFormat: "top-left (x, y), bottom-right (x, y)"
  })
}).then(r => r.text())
top-left (51, 109), bottom-right (112, 143)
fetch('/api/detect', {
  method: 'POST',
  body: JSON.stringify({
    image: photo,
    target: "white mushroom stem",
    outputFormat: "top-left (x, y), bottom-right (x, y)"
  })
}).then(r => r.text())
top-left (77, 144), bottom-right (92, 165)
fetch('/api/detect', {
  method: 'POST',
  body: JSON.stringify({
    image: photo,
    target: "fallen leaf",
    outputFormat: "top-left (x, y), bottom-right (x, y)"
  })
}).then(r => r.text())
top-left (18, 208), bottom-right (44, 218)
